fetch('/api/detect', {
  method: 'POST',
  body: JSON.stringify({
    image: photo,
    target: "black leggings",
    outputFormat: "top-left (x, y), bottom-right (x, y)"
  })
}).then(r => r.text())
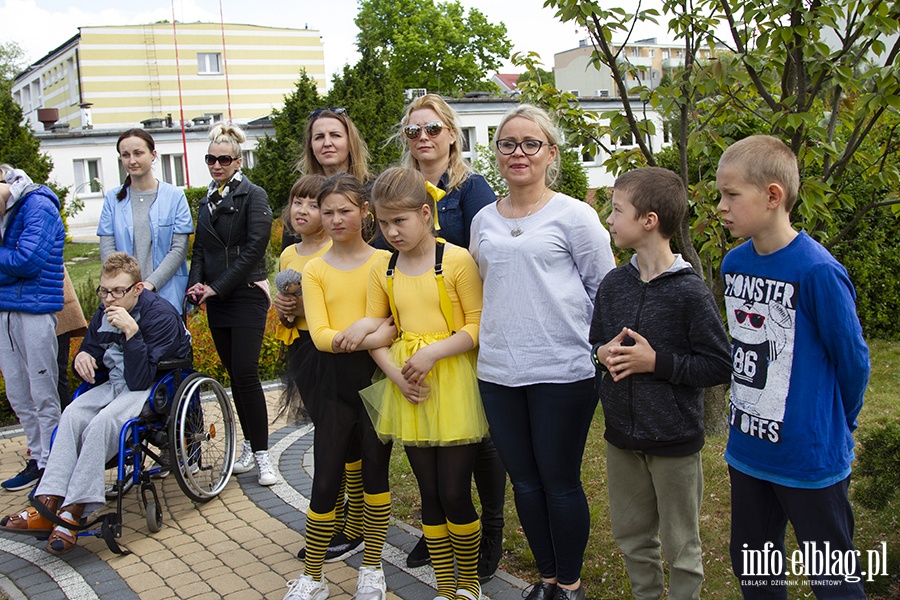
top-left (209, 325), bottom-right (268, 452)
top-left (406, 444), bottom-right (479, 526)
top-left (309, 352), bottom-right (392, 515)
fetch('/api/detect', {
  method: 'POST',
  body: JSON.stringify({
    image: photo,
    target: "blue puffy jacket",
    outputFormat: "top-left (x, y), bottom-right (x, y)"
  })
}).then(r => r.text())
top-left (0, 185), bottom-right (65, 314)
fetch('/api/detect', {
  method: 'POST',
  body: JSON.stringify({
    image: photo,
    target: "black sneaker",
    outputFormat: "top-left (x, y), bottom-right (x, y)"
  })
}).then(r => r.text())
top-left (523, 582), bottom-right (557, 600)
top-left (297, 531), bottom-right (365, 562)
top-left (406, 535), bottom-right (431, 568)
top-left (2, 459), bottom-right (42, 492)
top-left (478, 528), bottom-right (503, 583)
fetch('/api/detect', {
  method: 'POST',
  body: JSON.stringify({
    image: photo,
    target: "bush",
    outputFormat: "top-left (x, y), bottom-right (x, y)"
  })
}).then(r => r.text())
top-left (853, 420), bottom-right (900, 510)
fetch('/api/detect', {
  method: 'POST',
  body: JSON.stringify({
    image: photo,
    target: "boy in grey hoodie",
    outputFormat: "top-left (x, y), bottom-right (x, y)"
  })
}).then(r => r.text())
top-left (589, 167), bottom-right (731, 600)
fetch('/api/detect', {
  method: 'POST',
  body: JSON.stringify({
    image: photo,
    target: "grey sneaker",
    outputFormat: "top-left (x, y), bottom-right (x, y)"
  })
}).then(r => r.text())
top-left (255, 451), bottom-right (278, 486)
top-left (284, 575), bottom-right (329, 600)
top-left (355, 566), bottom-right (385, 600)
top-left (232, 441), bottom-right (254, 474)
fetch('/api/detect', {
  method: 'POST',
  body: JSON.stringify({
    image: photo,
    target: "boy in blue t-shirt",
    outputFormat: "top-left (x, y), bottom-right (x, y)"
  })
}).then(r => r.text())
top-left (590, 167), bottom-right (731, 600)
top-left (716, 135), bottom-right (869, 598)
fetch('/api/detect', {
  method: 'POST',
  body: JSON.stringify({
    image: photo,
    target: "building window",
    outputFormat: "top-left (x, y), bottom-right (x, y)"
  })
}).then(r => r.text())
top-left (241, 150), bottom-right (255, 170)
top-left (619, 130), bottom-right (634, 146)
top-left (581, 148), bottom-right (595, 164)
top-left (197, 53), bottom-right (223, 75)
top-left (67, 57), bottom-right (77, 105)
top-left (460, 128), bottom-right (475, 162)
top-left (161, 154), bottom-right (185, 187)
top-left (73, 159), bottom-right (102, 194)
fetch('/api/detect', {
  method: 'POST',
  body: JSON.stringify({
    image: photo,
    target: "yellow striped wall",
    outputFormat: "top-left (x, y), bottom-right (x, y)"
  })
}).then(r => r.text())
top-left (23, 23), bottom-right (325, 131)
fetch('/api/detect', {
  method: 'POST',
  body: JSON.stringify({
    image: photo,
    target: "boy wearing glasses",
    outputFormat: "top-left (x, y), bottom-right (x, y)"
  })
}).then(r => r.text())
top-left (716, 136), bottom-right (868, 597)
top-left (0, 253), bottom-right (191, 554)
top-left (0, 167), bottom-right (65, 493)
top-left (589, 167), bottom-right (731, 600)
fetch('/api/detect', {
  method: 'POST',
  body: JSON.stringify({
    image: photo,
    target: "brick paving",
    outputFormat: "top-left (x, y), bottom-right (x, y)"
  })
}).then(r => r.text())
top-left (0, 390), bottom-right (527, 599)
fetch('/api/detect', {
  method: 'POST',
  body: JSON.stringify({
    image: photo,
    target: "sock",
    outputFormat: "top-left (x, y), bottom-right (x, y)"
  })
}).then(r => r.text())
top-left (333, 469), bottom-right (347, 537)
top-left (424, 523), bottom-right (455, 599)
top-left (448, 519), bottom-right (481, 598)
top-left (304, 508), bottom-right (335, 580)
top-left (343, 460), bottom-right (364, 539)
top-left (361, 491), bottom-right (391, 567)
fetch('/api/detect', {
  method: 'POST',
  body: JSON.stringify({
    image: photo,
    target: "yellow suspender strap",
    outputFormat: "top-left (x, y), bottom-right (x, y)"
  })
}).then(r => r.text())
top-left (434, 241), bottom-right (456, 333)
top-left (385, 240), bottom-right (456, 335)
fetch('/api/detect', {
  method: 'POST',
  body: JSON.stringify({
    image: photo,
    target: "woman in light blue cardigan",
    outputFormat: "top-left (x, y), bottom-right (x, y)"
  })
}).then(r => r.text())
top-left (98, 129), bottom-right (193, 313)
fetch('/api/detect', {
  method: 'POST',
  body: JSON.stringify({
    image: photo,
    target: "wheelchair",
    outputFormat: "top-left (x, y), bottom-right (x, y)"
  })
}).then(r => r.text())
top-left (51, 354), bottom-right (237, 554)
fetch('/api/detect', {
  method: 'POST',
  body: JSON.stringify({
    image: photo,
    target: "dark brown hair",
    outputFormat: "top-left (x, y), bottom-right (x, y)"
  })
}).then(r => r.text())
top-left (115, 129), bottom-right (156, 201)
top-left (281, 174), bottom-right (327, 235)
top-left (613, 167), bottom-right (687, 239)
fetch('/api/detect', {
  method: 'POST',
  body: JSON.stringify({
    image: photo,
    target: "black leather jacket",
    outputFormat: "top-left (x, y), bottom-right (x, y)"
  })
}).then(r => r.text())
top-left (188, 176), bottom-right (273, 299)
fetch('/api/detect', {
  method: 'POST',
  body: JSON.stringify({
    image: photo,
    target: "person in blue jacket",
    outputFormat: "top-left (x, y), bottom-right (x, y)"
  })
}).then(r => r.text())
top-left (0, 166), bottom-right (65, 493)
top-left (1, 252), bottom-right (191, 554)
top-left (98, 129), bottom-right (193, 313)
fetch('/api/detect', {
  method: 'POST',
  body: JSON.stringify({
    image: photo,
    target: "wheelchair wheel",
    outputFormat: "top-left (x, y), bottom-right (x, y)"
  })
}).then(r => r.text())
top-left (145, 499), bottom-right (162, 533)
top-left (169, 373), bottom-right (236, 503)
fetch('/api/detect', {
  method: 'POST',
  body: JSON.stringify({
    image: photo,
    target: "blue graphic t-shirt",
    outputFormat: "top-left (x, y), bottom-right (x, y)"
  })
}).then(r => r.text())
top-left (722, 232), bottom-right (869, 488)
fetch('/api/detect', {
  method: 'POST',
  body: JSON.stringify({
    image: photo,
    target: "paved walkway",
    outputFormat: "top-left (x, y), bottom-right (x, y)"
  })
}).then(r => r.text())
top-left (0, 390), bottom-right (526, 600)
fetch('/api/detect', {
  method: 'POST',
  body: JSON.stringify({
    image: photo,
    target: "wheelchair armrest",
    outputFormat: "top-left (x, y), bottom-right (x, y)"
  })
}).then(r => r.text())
top-left (156, 349), bottom-right (193, 374)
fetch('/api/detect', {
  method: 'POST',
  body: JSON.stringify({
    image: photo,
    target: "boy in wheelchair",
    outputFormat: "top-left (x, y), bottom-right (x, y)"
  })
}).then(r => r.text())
top-left (1, 252), bottom-right (191, 554)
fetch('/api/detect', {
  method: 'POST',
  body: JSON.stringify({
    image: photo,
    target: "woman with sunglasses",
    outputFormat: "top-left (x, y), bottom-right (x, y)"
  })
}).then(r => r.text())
top-left (186, 122), bottom-right (275, 487)
top-left (98, 129), bottom-right (193, 313)
top-left (469, 105), bottom-right (615, 600)
top-left (397, 94), bottom-right (505, 580)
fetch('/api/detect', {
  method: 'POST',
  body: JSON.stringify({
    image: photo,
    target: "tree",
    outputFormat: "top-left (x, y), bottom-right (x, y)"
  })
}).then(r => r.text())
top-left (244, 70), bottom-right (322, 211)
top-left (0, 41), bottom-right (53, 186)
top-left (325, 48), bottom-right (405, 173)
top-left (355, 0), bottom-right (512, 94)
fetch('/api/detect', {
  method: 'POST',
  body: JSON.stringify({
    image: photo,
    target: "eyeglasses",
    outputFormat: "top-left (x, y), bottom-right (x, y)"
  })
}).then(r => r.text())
top-left (96, 283), bottom-right (137, 300)
top-left (734, 309), bottom-right (766, 328)
top-left (205, 154), bottom-right (237, 166)
top-left (309, 107), bottom-right (349, 119)
top-left (496, 138), bottom-right (547, 156)
top-left (403, 121), bottom-right (444, 140)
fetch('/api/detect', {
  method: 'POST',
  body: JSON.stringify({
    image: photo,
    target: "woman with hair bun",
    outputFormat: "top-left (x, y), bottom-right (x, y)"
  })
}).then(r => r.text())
top-left (186, 122), bottom-right (275, 487)
top-left (98, 129), bottom-right (193, 313)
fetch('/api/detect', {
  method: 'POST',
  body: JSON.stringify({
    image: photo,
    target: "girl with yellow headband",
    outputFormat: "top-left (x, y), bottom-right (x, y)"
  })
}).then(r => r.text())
top-left (360, 167), bottom-right (487, 600)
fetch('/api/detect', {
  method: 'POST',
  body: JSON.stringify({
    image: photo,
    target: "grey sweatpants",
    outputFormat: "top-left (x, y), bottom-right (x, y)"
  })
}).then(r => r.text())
top-left (0, 311), bottom-right (59, 469)
top-left (35, 382), bottom-right (148, 516)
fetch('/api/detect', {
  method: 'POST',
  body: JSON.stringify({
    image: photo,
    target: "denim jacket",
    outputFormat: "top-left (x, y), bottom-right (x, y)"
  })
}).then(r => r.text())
top-left (97, 181), bottom-right (193, 312)
top-left (435, 172), bottom-right (496, 248)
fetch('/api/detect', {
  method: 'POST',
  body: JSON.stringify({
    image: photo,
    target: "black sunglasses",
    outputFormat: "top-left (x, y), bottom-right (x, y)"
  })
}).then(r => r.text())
top-left (309, 107), bottom-right (349, 119)
top-left (205, 154), bottom-right (237, 166)
top-left (403, 121), bottom-right (444, 140)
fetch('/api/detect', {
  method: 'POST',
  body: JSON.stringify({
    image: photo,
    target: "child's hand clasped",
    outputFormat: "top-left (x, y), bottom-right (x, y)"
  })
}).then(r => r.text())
top-left (603, 327), bottom-right (657, 382)
top-left (401, 346), bottom-right (438, 386)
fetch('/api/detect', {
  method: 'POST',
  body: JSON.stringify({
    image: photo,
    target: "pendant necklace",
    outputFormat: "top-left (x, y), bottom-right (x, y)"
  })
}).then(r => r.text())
top-left (507, 189), bottom-right (550, 237)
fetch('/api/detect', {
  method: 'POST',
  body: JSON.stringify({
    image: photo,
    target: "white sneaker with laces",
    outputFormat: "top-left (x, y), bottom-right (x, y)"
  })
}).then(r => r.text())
top-left (232, 441), bottom-right (254, 474)
top-left (255, 450), bottom-right (278, 486)
top-left (283, 575), bottom-right (329, 600)
top-left (355, 566), bottom-right (386, 600)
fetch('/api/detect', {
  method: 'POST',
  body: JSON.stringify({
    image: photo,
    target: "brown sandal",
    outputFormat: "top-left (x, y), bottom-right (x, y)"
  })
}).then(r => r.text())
top-left (46, 519), bottom-right (78, 554)
top-left (0, 496), bottom-right (61, 536)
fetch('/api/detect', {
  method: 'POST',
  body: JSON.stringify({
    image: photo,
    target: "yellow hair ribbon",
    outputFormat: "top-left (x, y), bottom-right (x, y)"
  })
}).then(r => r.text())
top-left (425, 180), bottom-right (446, 231)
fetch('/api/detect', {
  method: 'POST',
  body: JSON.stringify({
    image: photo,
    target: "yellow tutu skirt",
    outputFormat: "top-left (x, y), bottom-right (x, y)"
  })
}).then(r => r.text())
top-left (360, 332), bottom-right (488, 447)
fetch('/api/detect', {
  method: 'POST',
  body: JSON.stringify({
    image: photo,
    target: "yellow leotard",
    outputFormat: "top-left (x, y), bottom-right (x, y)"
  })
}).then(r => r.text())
top-left (302, 250), bottom-right (389, 353)
top-left (360, 243), bottom-right (488, 446)
top-left (274, 241), bottom-right (332, 344)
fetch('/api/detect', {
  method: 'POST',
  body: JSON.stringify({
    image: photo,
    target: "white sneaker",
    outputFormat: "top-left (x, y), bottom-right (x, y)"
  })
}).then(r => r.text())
top-left (232, 441), bottom-right (254, 474)
top-left (255, 451), bottom-right (278, 486)
top-left (355, 566), bottom-right (386, 600)
top-left (455, 587), bottom-right (481, 600)
top-left (284, 575), bottom-right (329, 600)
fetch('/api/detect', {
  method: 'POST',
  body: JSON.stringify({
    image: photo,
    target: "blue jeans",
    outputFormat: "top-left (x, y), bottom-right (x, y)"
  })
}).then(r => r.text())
top-left (479, 378), bottom-right (597, 585)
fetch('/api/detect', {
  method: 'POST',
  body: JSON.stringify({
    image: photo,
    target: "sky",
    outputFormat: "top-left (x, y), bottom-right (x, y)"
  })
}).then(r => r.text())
top-left (1, 0), bottom-right (668, 87)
